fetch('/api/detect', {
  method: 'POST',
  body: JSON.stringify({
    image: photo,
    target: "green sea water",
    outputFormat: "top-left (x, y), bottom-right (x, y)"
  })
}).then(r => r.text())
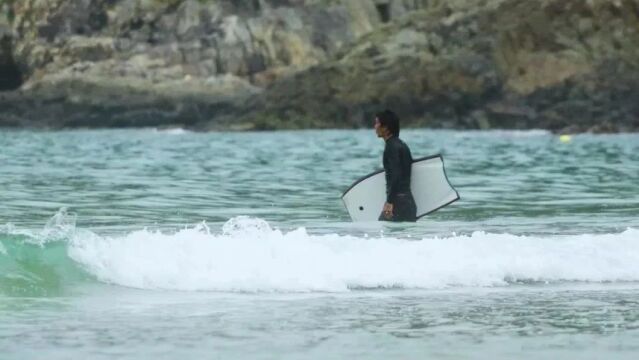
top-left (1, 129), bottom-right (639, 359)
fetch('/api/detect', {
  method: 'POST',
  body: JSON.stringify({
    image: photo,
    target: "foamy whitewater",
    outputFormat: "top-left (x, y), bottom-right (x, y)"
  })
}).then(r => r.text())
top-left (28, 215), bottom-right (625, 292)
top-left (4, 213), bottom-right (639, 293)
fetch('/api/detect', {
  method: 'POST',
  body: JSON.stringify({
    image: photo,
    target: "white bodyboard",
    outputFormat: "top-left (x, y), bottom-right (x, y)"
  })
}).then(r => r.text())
top-left (342, 155), bottom-right (459, 222)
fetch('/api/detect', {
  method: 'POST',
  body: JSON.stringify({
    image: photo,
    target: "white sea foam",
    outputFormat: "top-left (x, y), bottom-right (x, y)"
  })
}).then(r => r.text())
top-left (146, 127), bottom-right (191, 135)
top-left (67, 216), bottom-right (639, 292)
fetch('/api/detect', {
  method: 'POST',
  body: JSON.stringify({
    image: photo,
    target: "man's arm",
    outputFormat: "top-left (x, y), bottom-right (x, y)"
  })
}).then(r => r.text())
top-left (385, 143), bottom-right (402, 204)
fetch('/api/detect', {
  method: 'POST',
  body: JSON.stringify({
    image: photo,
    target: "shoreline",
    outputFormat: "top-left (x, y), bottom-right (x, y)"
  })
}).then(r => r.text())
top-left (0, 123), bottom-right (635, 134)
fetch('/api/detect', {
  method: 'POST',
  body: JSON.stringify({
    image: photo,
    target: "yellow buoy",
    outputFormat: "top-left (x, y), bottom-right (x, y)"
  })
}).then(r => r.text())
top-left (559, 134), bottom-right (572, 143)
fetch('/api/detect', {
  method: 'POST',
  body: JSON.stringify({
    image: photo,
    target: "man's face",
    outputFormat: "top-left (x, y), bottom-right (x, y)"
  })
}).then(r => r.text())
top-left (374, 118), bottom-right (386, 138)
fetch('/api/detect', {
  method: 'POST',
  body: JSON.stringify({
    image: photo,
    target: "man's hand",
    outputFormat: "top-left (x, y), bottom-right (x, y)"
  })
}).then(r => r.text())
top-left (383, 202), bottom-right (394, 219)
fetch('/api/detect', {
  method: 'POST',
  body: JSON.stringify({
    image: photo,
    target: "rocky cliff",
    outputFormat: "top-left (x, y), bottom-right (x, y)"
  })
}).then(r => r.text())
top-left (1, 0), bottom-right (638, 132)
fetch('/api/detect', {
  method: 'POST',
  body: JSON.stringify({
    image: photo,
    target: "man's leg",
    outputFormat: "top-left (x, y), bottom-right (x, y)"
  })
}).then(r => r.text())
top-left (393, 194), bottom-right (417, 222)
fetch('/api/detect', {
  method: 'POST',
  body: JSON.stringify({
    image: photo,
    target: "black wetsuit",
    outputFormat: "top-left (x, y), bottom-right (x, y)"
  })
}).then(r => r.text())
top-left (379, 136), bottom-right (417, 222)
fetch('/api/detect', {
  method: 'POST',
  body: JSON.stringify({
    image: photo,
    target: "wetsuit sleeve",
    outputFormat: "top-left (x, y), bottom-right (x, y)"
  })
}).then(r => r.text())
top-left (385, 143), bottom-right (402, 204)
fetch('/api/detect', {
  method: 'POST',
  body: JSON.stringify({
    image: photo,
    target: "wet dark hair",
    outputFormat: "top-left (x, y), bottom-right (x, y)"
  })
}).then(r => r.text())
top-left (376, 110), bottom-right (400, 137)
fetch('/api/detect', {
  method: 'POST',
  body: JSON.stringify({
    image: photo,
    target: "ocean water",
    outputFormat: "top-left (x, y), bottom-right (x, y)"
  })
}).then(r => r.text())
top-left (1, 129), bottom-right (639, 359)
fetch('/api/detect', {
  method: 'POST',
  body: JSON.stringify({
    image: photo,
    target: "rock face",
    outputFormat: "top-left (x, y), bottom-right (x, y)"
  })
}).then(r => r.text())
top-left (0, 0), bottom-right (391, 128)
top-left (0, 0), bottom-right (638, 132)
top-left (0, 2), bottom-right (21, 93)
top-left (240, 0), bottom-right (639, 132)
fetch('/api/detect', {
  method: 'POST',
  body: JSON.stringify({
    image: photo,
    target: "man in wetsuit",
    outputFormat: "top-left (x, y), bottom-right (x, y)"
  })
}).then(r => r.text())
top-left (374, 110), bottom-right (417, 222)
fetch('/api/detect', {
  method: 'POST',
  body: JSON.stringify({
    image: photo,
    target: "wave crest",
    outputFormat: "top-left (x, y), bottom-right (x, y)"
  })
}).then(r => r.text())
top-left (4, 212), bottom-right (639, 294)
top-left (66, 217), bottom-right (639, 292)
